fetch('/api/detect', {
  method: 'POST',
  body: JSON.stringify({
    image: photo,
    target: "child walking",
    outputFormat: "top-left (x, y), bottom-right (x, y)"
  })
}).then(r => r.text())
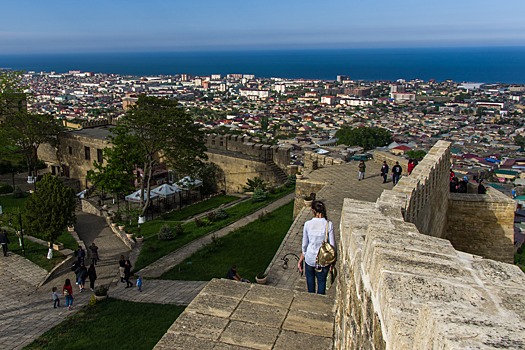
top-left (63, 278), bottom-right (74, 311)
top-left (52, 287), bottom-right (60, 308)
top-left (136, 275), bottom-right (143, 292)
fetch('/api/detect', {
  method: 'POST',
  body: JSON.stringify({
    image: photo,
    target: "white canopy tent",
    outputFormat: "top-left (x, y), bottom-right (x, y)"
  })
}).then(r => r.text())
top-left (151, 183), bottom-right (182, 198)
top-left (125, 189), bottom-right (159, 202)
top-left (177, 176), bottom-right (203, 189)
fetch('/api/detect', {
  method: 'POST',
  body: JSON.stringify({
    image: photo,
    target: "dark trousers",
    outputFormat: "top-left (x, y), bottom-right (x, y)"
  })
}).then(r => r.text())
top-left (89, 279), bottom-right (95, 290)
top-left (382, 174), bottom-right (387, 183)
top-left (305, 263), bottom-right (329, 295)
top-left (53, 298), bottom-right (60, 308)
top-left (392, 174), bottom-right (400, 185)
top-left (2, 243), bottom-right (8, 256)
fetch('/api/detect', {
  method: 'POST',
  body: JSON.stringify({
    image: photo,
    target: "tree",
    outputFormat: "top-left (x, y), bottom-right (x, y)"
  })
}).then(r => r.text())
top-left (23, 174), bottom-right (76, 258)
top-left (0, 111), bottom-right (63, 181)
top-left (108, 95), bottom-right (207, 218)
top-left (406, 150), bottom-right (427, 161)
top-left (335, 126), bottom-right (392, 150)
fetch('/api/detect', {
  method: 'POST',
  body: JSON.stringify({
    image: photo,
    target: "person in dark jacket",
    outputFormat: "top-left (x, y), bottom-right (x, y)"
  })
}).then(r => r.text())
top-left (392, 162), bottom-right (402, 185)
top-left (87, 263), bottom-right (97, 291)
top-left (380, 161), bottom-right (389, 183)
top-left (75, 263), bottom-right (88, 292)
top-left (0, 230), bottom-right (10, 257)
top-left (118, 255), bottom-right (126, 283)
top-left (124, 259), bottom-right (133, 288)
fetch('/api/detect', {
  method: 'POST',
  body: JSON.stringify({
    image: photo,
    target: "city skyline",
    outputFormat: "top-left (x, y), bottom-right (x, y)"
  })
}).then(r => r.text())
top-left (1, 0), bottom-right (525, 54)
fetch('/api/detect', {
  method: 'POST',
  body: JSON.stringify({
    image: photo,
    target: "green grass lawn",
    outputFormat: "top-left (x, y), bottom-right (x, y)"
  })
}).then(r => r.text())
top-left (56, 230), bottom-right (79, 251)
top-left (0, 192), bottom-right (29, 210)
top-left (24, 299), bottom-right (184, 350)
top-left (134, 186), bottom-right (294, 272)
top-left (160, 201), bottom-right (294, 281)
top-left (7, 232), bottom-right (66, 271)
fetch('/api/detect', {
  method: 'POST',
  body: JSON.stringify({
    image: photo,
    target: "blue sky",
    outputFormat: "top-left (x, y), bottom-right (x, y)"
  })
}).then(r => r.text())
top-left (1, 0), bottom-right (524, 54)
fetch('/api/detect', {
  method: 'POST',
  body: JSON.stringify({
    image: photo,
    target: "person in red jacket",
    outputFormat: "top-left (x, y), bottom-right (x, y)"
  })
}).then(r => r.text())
top-left (63, 278), bottom-right (74, 310)
top-left (407, 159), bottom-right (415, 175)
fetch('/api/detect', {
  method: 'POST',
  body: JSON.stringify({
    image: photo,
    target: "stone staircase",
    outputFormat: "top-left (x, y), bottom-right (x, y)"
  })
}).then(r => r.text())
top-left (265, 159), bottom-right (288, 184)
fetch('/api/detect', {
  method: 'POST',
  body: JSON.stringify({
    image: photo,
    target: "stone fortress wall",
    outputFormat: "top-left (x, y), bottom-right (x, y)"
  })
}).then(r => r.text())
top-left (204, 134), bottom-right (291, 171)
top-left (204, 134), bottom-right (292, 193)
top-left (335, 140), bottom-right (523, 349)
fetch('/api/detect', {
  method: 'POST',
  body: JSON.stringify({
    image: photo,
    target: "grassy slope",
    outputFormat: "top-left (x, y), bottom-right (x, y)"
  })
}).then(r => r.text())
top-left (24, 299), bottom-right (184, 350)
top-left (134, 186), bottom-right (294, 272)
top-left (160, 201), bottom-right (294, 281)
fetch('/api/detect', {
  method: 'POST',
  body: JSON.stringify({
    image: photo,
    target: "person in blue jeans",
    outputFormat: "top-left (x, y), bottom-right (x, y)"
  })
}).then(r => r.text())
top-left (298, 200), bottom-right (336, 294)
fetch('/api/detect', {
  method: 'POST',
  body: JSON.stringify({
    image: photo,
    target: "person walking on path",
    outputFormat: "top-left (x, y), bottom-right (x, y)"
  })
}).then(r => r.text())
top-left (124, 259), bottom-right (133, 288)
top-left (76, 245), bottom-right (86, 265)
top-left (119, 255), bottom-right (126, 283)
top-left (0, 229), bottom-right (10, 257)
top-left (63, 278), bottom-right (74, 311)
top-left (88, 242), bottom-right (99, 265)
top-left (380, 161), bottom-right (389, 183)
top-left (297, 200), bottom-right (336, 295)
top-left (75, 262), bottom-right (88, 292)
top-left (392, 161), bottom-right (402, 185)
top-left (136, 275), bottom-right (143, 292)
top-left (52, 286), bottom-right (60, 309)
top-left (87, 263), bottom-right (97, 291)
top-left (358, 160), bottom-right (366, 181)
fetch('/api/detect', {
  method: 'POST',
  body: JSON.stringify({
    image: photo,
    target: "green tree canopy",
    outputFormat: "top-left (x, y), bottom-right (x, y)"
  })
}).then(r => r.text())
top-left (335, 126), bottom-right (392, 150)
top-left (405, 150), bottom-right (427, 161)
top-left (108, 95), bottom-right (207, 217)
top-left (23, 174), bottom-right (76, 248)
top-left (514, 135), bottom-right (525, 150)
top-left (0, 111), bottom-right (63, 177)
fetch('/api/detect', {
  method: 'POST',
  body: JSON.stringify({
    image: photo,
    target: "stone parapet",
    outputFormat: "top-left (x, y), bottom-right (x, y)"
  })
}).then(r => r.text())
top-left (303, 151), bottom-right (345, 172)
top-left (335, 195), bottom-right (525, 349)
top-left (393, 140), bottom-right (451, 238)
top-left (448, 186), bottom-right (516, 263)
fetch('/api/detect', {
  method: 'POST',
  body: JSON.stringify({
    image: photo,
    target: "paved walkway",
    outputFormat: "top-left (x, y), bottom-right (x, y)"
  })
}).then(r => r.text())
top-left (0, 212), bottom-right (131, 350)
top-left (267, 161), bottom-right (393, 292)
top-left (110, 280), bottom-right (207, 305)
top-left (139, 192), bottom-right (296, 278)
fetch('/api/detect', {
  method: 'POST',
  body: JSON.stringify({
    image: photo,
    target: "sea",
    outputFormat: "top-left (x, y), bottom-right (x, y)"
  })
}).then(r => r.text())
top-left (0, 46), bottom-right (524, 83)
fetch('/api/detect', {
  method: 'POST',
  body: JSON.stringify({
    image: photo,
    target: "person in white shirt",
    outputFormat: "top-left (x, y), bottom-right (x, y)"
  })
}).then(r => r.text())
top-left (298, 200), bottom-right (336, 294)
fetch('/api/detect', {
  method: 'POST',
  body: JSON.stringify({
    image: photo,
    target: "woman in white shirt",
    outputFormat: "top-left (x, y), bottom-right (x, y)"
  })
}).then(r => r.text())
top-left (298, 200), bottom-right (336, 294)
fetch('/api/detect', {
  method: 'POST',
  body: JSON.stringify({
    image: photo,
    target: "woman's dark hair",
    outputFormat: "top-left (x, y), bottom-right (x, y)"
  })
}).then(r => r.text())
top-left (64, 278), bottom-right (71, 286)
top-left (312, 200), bottom-right (327, 219)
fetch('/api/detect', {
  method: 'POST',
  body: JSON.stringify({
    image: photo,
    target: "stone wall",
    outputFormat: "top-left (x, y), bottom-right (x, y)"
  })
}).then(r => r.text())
top-left (392, 140), bottom-right (451, 238)
top-left (447, 187), bottom-right (515, 263)
top-left (206, 152), bottom-right (285, 193)
top-left (303, 151), bottom-right (346, 172)
top-left (372, 150), bottom-right (409, 175)
top-left (335, 191), bottom-right (525, 350)
top-left (204, 134), bottom-right (291, 171)
top-left (293, 178), bottom-right (326, 217)
top-left (39, 131), bottom-right (110, 189)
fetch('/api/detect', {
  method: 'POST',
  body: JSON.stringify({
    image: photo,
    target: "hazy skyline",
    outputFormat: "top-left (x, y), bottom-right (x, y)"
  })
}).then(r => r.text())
top-left (1, 0), bottom-right (525, 54)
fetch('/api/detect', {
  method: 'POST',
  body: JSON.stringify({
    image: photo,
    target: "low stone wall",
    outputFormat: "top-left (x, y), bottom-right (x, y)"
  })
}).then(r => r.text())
top-left (447, 186), bottom-right (515, 263)
top-left (372, 150), bottom-right (409, 175)
top-left (335, 192), bottom-right (525, 349)
top-left (293, 178), bottom-right (326, 218)
top-left (81, 198), bottom-right (102, 216)
top-left (303, 151), bottom-right (345, 172)
top-left (392, 140), bottom-right (451, 238)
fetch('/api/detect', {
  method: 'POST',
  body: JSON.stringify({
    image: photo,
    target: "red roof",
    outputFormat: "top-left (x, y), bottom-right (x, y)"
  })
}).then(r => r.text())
top-left (393, 145), bottom-right (412, 151)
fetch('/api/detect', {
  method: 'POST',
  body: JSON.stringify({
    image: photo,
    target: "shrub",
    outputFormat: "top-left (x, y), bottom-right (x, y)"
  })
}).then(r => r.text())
top-left (158, 224), bottom-right (174, 241)
top-left (252, 188), bottom-right (267, 203)
top-left (194, 217), bottom-right (204, 227)
top-left (285, 175), bottom-right (296, 187)
top-left (0, 183), bottom-right (13, 194)
top-left (206, 211), bottom-right (217, 222)
top-left (94, 285), bottom-right (108, 296)
top-left (214, 208), bottom-right (228, 220)
top-left (173, 223), bottom-right (184, 236)
top-left (243, 177), bottom-right (267, 192)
